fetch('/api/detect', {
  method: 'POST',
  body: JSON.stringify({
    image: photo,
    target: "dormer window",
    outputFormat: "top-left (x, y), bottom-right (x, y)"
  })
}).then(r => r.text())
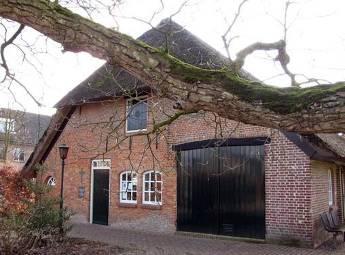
top-left (126, 99), bottom-right (148, 133)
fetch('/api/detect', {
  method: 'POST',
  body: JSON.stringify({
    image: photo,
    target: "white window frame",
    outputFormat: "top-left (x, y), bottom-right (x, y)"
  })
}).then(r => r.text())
top-left (46, 176), bottom-right (57, 187)
top-left (125, 99), bottom-right (148, 133)
top-left (89, 159), bottom-right (111, 224)
top-left (0, 146), bottom-right (5, 160)
top-left (142, 171), bottom-right (162, 205)
top-left (0, 118), bottom-right (15, 133)
top-left (13, 148), bottom-right (25, 162)
top-left (119, 171), bottom-right (137, 204)
top-left (0, 119), bottom-right (5, 133)
top-left (328, 169), bottom-right (334, 206)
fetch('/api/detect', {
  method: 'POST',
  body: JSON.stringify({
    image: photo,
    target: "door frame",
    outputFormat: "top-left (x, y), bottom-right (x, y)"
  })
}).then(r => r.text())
top-left (89, 159), bottom-right (111, 224)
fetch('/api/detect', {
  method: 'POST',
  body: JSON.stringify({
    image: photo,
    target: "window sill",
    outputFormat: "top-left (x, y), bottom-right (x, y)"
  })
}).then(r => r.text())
top-left (118, 202), bottom-right (137, 208)
top-left (141, 204), bottom-right (162, 210)
top-left (125, 130), bottom-right (148, 136)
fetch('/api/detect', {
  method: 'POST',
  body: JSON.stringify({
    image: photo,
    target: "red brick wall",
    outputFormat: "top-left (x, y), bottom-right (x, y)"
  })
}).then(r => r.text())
top-left (265, 131), bottom-right (312, 247)
top-left (43, 97), bottom-right (324, 246)
top-left (45, 99), bottom-right (177, 232)
top-left (0, 144), bottom-right (34, 171)
top-left (310, 161), bottom-right (334, 247)
top-left (310, 162), bottom-right (345, 247)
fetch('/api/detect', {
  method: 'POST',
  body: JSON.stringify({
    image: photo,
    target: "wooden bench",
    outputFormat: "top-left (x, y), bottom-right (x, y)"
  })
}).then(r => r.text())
top-left (320, 209), bottom-right (345, 242)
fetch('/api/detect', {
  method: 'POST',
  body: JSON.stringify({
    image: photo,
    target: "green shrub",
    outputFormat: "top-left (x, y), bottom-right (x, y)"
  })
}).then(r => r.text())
top-left (0, 166), bottom-right (71, 255)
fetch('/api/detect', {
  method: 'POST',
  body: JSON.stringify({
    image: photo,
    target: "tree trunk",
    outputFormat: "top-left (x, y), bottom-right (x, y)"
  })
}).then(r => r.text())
top-left (0, 0), bottom-right (344, 133)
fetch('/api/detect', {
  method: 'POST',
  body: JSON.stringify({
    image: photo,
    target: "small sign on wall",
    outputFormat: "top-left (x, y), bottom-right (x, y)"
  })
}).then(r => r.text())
top-left (78, 186), bottom-right (85, 199)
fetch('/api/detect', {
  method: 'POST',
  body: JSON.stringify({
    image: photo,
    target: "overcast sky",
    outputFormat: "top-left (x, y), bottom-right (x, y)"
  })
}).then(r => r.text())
top-left (0, 0), bottom-right (344, 116)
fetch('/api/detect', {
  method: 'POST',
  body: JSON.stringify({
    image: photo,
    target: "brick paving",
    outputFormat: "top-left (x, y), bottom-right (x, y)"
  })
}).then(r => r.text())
top-left (69, 223), bottom-right (345, 255)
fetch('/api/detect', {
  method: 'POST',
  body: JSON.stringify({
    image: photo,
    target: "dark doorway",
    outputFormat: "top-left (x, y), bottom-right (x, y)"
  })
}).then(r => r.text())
top-left (92, 169), bottom-right (109, 225)
top-left (176, 139), bottom-right (265, 239)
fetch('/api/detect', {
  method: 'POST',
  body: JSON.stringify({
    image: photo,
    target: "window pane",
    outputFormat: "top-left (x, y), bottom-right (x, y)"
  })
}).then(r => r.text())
top-left (127, 100), bottom-right (147, 131)
top-left (143, 172), bottom-right (162, 204)
top-left (122, 182), bottom-right (127, 191)
top-left (127, 192), bottom-right (132, 200)
top-left (13, 148), bottom-right (24, 162)
top-left (150, 192), bottom-right (155, 202)
top-left (328, 170), bottom-right (333, 206)
top-left (156, 193), bottom-right (162, 203)
top-left (19, 151), bottom-right (25, 162)
top-left (0, 121), bottom-right (5, 133)
top-left (156, 182), bottom-right (161, 192)
top-left (13, 148), bottom-right (19, 160)
top-left (144, 192), bottom-right (149, 201)
top-left (0, 147), bottom-right (5, 160)
top-left (0, 118), bottom-right (15, 133)
top-left (122, 192), bottom-right (126, 200)
top-left (47, 176), bottom-right (56, 187)
top-left (120, 172), bottom-right (137, 202)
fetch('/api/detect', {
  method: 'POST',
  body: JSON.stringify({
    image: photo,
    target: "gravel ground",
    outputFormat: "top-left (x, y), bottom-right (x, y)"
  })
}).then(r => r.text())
top-left (69, 223), bottom-right (345, 255)
top-left (24, 238), bottom-right (145, 255)
top-left (7, 222), bottom-right (342, 255)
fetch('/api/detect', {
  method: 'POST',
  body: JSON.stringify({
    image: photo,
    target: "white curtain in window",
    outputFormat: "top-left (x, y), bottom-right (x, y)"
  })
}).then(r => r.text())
top-left (120, 171), bottom-right (137, 203)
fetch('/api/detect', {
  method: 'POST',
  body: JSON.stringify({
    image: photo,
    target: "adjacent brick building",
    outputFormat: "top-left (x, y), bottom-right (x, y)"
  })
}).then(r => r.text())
top-left (23, 20), bottom-right (345, 248)
top-left (0, 108), bottom-right (50, 170)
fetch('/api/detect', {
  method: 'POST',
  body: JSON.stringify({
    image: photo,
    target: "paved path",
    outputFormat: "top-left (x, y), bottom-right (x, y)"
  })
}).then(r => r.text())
top-left (69, 223), bottom-right (345, 255)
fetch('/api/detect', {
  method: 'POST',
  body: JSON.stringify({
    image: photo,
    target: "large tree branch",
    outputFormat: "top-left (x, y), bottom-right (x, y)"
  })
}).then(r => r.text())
top-left (0, 23), bottom-right (25, 74)
top-left (232, 40), bottom-right (298, 86)
top-left (0, 0), bottom-right (344, 133)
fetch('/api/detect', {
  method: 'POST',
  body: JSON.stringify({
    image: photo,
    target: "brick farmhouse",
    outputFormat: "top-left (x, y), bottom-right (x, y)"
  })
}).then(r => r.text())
top-left (23, 20), bottom-right (345, 248)
top-left (0, 108), bottom-right (50, 170)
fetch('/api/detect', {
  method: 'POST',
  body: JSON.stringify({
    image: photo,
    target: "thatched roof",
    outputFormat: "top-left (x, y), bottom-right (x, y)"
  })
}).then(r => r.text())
top-left (55, 19), bottom-right (255, 108)
top-left (284, 132), bottom-right (345, 163)
top-left (22, 19), bottom-right (345, 177)
top-left (316, 134), bottom-right (345, 158)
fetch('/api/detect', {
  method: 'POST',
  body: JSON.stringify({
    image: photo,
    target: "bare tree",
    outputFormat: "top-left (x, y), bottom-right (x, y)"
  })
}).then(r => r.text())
top-left (0, 108), bottom-right (24, 162)
top-left (0, 0), bottom-right (343, 134)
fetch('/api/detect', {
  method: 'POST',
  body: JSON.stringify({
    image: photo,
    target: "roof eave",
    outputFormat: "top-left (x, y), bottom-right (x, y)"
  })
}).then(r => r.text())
top-left (21, 106), bottom-right (76, 178)
top-left (284, 132), bottom-right (345, 164)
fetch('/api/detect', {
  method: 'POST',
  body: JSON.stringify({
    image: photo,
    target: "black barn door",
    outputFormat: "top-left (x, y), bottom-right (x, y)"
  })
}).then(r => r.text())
top-left (218, 145), bottom-right (265, 238)
top-left (177, 148), bottom-right (219, 234)
top-left (92, 169), bottom-right (109, 225)
top-left (177, 143), bottom-right (265, 239)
